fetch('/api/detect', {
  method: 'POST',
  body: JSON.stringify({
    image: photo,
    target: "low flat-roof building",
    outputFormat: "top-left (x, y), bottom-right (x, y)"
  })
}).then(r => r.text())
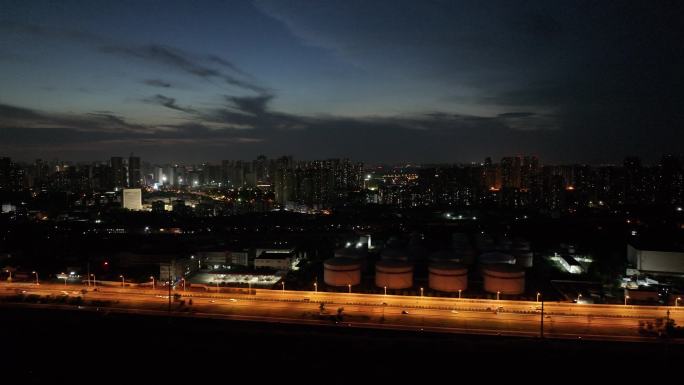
top-left (627, 243), bottom-right (684, 276)
top-left (255, 251), bottom-right (294, 271)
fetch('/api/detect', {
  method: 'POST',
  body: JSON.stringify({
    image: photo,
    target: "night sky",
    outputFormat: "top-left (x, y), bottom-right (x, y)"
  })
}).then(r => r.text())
top-left (1, 0), bottom-right (682, 164)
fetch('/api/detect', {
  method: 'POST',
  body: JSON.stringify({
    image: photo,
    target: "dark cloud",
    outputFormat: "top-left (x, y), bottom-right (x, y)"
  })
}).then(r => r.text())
top-left (100, 44), bottom-right (268, 94)
top-left (142, 79), bottom-right (172, 88)
top-left (226, 94), bottom-right (274, 116)
top-left (497, 112), bottom-right (536, 119)
top-left (143, 94), bottom-right (197, 114)
top-left (0, 103), bottom-right (149, 134)
top-left (1, 22), bottom-right (266, 95)
top-left (0, 99), bottom-right (563, 163)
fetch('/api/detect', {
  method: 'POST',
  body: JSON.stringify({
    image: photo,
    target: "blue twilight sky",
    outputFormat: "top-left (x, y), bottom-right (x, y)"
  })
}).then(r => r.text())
top-left (0, 0), bottom-right (682, 164)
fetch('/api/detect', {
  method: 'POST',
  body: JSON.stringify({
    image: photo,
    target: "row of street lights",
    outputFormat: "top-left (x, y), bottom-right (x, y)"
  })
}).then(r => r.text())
top-left (12, 272), bottom-right (684, 308)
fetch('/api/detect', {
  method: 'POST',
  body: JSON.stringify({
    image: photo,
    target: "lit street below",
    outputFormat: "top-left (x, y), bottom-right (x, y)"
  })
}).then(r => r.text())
top-left (2, 282), bottom-right (681, 342)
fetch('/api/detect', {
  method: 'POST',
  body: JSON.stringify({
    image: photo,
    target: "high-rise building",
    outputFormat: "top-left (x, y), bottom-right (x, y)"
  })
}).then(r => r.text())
top-left (128, 156), bottom-right (141, 188)
top-left (501, 156), bottom-right (522, 189)
top-left (111, 157), bottom-right (125, 189)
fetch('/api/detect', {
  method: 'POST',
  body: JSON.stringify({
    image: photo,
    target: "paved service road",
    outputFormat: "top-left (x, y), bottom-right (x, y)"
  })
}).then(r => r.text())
top-left (2, 282), bottom-right (681, 342)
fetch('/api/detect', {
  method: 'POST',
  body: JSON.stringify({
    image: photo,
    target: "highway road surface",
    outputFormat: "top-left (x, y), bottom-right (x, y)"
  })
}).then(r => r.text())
top-left (1, 281), bottom-right (682, 342)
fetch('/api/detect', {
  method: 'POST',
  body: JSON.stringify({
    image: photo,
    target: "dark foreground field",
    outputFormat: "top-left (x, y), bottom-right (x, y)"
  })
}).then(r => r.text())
top-left (2, 306), bottom-right (682, 383)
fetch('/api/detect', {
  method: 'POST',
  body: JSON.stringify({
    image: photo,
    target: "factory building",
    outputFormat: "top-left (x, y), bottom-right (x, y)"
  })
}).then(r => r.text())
top-left (627, 244), bottom-right (684, 276)
top-left (122, 188), bottom-right (142, 211)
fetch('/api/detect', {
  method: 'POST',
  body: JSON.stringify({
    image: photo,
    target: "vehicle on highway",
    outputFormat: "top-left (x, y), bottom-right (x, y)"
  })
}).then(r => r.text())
top-left (302, 298), bottom-right (310, 302)
top-left (209, 300), bottom-right (216, 303)
top-left (451, 310), bottom-right (459, 314)
top-left (229, 298), bottom-right (237, 302)
top-left (401, 310), bottom-right (409, 315)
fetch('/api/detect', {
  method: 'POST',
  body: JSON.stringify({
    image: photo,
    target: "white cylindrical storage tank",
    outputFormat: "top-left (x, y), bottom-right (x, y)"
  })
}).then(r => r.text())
top-left (482, 264), bottom-right (525, 295)
top-left (375, 260), bottom-right (413, 289)
top-left (476, 233), bottom-right (496, 252)
top-left (429, 250), bottom-right (461, 264)
top-left (380, 248), bottom-right (409, 261)
top-left (428, 262), bottom-right (468, 292)
top-left (497, 235), bottom-right (513, 251)
top-left (334, 248), bottom-right (368, 272)
top-left (324, 258), bottom-right (362, 287)
top-left (451, 232), bottom-right (470, 248)
top-left (513, 238), bottom-right (531, 251)
top-left (478, 251), bottom-right (516, 265)
top-left (454, 247), bottom-right (476, 265)
top-left (513, 251), bottom-right (533, 268)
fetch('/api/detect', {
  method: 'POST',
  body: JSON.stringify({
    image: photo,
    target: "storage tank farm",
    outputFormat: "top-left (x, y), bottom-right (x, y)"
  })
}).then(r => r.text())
top-left (512, 238), bottom-right (533, 268)
top-left (481, 263), bottom-right (525, 295)
top-left (428, 261), bottom-right (468, 292)
top-left (334, 246), bottom-right (369, 272)
top-left (375, 259), bottom-right (414, 289)
top-left (452, 232), bottom-right (476, 264)
top-left (324, 257), bottom-right (362, 287)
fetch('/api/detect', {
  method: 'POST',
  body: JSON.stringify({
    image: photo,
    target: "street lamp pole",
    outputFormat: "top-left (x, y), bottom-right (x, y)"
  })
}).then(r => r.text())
top-left (32, 271), bottom-right (39, 285)
top-left (676, 297), bottom-right (681, 307)
top-left (420, 287), bottom-right (424, 297)
top-left (119, 275), bottom-right (125, 288)
top-left (624, 295), bottom-right (629, 306)
top-left (458, 289), bottom-right (462, 299)
top-left (181, 278), bottom-right (186, 292)
top-left (281, 281), bottom-right (285, 292)
top-left (348, 284), bottom-right (351, 294)
top-left (536, 292), bottom-right (540, 302)
top-left (150, 276), bottom-right (155, 290)
top-left (384, 286), bottom-right (387, 296)
top-left (314, 282), bottom-right (317, 293)
top-left (61, 272), bottom-right (67, 287)
top-left (497, 291), bottom-right (500, 301)
top-left (91, 274), bottom-right (96, 288)
top-left (577, 294), bottom-right (582, 303)
top-left (540, 299), bottom-right (544, 339)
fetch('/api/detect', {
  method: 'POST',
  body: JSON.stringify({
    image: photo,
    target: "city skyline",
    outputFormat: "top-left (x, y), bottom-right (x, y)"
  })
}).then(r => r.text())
top-left (1, 1), bottom-right (682, 164)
